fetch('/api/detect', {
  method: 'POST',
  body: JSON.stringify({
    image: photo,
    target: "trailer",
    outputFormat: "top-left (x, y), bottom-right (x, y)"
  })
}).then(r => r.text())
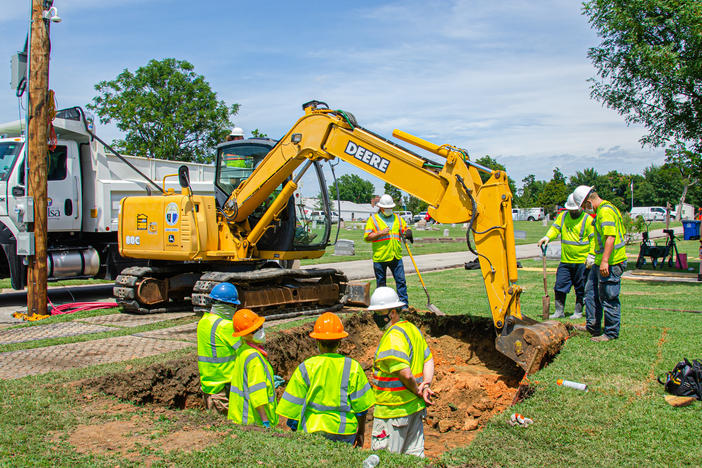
top-left (0, 107), bottom-right (214, 290)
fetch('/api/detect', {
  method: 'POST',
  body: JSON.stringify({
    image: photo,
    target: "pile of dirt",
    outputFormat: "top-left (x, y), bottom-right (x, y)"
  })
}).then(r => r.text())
top-left (83, 310), bottom-right (525, 456)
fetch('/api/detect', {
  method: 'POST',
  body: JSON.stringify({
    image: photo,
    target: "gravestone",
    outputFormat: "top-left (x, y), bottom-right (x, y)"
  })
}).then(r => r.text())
top-left (334, 239), bottom-right (355, 256)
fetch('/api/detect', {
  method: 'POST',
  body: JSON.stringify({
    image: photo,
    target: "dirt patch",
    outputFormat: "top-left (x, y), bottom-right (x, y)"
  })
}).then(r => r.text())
top-left (81, 310), bottom-right (526, 457)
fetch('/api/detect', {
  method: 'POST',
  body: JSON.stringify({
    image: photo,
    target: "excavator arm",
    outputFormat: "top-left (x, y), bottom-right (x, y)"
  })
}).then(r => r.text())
top-left (224, 101), bottom-right (567, 373)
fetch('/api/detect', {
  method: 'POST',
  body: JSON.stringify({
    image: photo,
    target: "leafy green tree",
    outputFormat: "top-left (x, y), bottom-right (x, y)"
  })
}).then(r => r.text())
top-left (88, 58), bottom-right (239, 162)
top-left (404, 195), bottom-right (428, 215)
top-left (383, 183), bottom-right (403, 206)
top-left (538, 168), bottom-right (570, 214)
top-left (517, 174), bottom-right (546, 207)
top-left (251, 129), bottom-right (268, 138)
top-left (665, 142), bottom-right (701, 218)
top-left (329, 174), bottom-right (374, 204)
top-left (583, 0), bottom-right (702, 153)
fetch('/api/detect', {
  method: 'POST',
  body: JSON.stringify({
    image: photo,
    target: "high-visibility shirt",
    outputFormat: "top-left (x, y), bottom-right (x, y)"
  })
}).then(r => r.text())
top-left (364, 213), bottom-right (408, 262)
top-left (372, 321), bottom-right (432, 419)
top-left (228, 343), bottom-right (279, 426)
top-left (197, 312), bottom-right (241, 394)
top-left (545, 211), bottom-right (594, 263)
top-left (592, 200), bottom-right (627, 265)
top-left (276, 354), bottom-right (375, 435)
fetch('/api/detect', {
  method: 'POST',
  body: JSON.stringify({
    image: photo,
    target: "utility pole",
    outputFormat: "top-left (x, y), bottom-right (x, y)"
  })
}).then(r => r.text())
top-left (26, 0), bottom-right (52, 318)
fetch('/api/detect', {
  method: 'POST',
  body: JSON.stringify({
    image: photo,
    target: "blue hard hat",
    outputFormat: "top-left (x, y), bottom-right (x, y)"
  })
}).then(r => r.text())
top-left (209, 282), bottom-right (240, 305)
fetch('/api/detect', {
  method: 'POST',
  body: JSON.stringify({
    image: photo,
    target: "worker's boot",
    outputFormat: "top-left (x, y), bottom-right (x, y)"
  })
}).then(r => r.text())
top-left (549, 292), bottom-right (566, 319)
top-left (570, 299), bottom-right (584, 319)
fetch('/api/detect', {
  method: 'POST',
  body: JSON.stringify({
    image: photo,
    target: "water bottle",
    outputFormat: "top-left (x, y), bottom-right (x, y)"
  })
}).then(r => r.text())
top-left (362, 454), bottom-right (380, 468)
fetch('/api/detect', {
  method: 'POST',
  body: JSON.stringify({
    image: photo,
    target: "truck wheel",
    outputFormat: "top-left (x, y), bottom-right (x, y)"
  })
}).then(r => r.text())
top-left (528, 216), bottom-right (535, 221)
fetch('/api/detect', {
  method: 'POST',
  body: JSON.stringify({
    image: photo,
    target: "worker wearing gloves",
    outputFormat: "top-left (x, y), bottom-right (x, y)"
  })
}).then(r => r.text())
top-left (364, 194), bottom-right (412, 309)
top-left (276, 312), bottom-right (375, 445)
top-left (368, 287), bottom-right (435, 457)
top-left (573, 186), bottom-right (627, 342)
top-left (196, 282), bottom-right (242, 415)
top-left (536, 194), bottom-right (594, 319)
top-left (228, 308), bottom-right (279, 428)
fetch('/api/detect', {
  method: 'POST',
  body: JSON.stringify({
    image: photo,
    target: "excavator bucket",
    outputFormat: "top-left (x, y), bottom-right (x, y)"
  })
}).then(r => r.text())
top-left (495, 315), bottom-right (569, 375)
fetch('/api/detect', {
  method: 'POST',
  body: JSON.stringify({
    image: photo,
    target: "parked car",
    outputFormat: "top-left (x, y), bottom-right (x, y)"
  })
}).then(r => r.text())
top-left (630, 206), bottom-right (674, 222)
top-left (512, 207), bottom-right (545, 221)
top-left (413, 211), bottom-right (428, 223)
top-left (395, 210), bottom-right (413, 223)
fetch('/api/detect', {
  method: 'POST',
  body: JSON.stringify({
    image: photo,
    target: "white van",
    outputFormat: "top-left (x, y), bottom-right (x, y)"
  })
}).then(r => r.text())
top-left (395, 211), bottom-right (413, 223)
top-left (630, 206), bottom-right (674, 221)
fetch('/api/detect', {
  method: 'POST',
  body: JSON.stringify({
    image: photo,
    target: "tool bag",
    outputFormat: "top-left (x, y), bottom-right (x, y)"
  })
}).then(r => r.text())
top-left (657, 358), bottom-right (702, 400)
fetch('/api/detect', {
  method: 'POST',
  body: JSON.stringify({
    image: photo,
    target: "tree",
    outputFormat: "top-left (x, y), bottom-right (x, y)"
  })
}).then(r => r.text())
top-left (404, 195), bottom-right (428, 215)
top-left (517, 174), bottom-right (546, 207)
top-left (329, 174), bottom-right (374, 204)
top-left (251, 129), bottom-right (268, 138)
top-left (583, 1), bottom-right (702, 153)
top-left (383, 183), bottom-right (403, 206)
top-left (665, 142), bottom-right (702, 218)
top-left (538, 168), bottom-right (570, 214)
top-left (88, 58), bottom-right (239, 162)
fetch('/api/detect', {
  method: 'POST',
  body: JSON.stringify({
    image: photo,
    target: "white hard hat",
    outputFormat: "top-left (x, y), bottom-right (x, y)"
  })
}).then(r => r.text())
top-left (368, 286), bottom-right (405, 311)
top-left (572, 185), bottom-right (593, 208)
top-left (564, 193), bottom-right (579, 210)
top-left (376, 194), bottom-right (395, 209)
top-left (229, 127), bottom-right (244, 137)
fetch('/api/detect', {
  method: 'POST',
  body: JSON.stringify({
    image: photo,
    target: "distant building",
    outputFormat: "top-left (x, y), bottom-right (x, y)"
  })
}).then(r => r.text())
top-left (298, 196), bottom-right (376, 222)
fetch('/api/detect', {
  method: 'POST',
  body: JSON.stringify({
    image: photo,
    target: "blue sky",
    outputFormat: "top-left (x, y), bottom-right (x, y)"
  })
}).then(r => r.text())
top-left (1, 0), bottom-right (664, 197)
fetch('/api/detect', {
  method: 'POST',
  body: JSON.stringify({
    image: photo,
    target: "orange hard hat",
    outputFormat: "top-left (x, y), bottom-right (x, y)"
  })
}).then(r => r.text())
top-left (309, 312), bottom-right (349, 340)
top-left (232, 308), bottom-right (265, 337)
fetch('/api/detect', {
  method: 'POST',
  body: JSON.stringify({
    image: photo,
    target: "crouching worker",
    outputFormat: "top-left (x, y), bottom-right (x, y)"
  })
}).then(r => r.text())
top-left (368, 287), bottom-right (435, 458)
top-left (277, 312), bottom-right (375, 446)
top-left (228, 309), bottom-right (278, 428)
top-left (197, 282), bottom-right (241, 415)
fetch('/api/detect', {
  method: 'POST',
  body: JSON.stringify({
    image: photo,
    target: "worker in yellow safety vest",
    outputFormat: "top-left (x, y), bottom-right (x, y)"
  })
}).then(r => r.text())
top-left (277, 312), bottom-right (375, 446)
top-left (228, 308), bottom-right (278, 428)
top-left (364, 194), bottom-right (413, 308)
top-left (368, 287), bottom-right (435, 457)
top-left (537, 193), bottom-right (594, 319)
top-left (196, 282), bottom-right (242, 415)
top-left (573, 186), bottom-right (627, 342)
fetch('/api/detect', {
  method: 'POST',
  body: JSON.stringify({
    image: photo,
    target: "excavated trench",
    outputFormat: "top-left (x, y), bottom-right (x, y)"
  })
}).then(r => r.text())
top-left (85, 311), bottom-right (528, 456)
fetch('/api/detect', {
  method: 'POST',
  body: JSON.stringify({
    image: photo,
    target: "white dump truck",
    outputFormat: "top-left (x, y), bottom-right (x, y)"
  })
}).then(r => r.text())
top-left (0, 107), bottom-right (214, 290)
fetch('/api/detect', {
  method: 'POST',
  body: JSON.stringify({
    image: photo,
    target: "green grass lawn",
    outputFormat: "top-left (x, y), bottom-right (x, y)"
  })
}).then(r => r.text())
top-left (0, 262), bottom-right (699, 466)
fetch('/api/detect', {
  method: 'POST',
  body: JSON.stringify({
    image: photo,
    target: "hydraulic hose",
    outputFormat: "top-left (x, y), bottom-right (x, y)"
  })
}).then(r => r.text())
top-left (456, 175), bottom-right (495, 273)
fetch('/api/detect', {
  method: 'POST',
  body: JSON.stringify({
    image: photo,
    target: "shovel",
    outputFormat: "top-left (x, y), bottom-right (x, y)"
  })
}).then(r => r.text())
top-left (540, 244), bottom-right (550, 320)
top-left (404, 240), bottom-right (445, 315)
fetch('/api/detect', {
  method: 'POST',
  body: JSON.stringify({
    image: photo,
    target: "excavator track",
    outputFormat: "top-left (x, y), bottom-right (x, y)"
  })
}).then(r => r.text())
top-left (114, 265), bottom-right (349, 318)
top-left (191, 267), bottom-right (349, 317)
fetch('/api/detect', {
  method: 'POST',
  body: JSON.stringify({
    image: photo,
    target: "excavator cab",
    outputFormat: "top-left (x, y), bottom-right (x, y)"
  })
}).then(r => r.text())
top-left (214, 139), bottom-right (335, 255)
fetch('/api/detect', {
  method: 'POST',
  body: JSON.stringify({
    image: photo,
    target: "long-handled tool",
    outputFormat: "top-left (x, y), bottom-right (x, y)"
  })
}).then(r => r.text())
top-left (404, 240), bottom-right (445, 315)
top-left (540, 244), bottom-right (550, 320)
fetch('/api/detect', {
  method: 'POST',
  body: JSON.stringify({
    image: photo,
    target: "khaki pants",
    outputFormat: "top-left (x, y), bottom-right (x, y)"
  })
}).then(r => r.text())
top-left (202, 388), bottom-right (229, 416)
top-left (370, 409), bottom-right (425, 457)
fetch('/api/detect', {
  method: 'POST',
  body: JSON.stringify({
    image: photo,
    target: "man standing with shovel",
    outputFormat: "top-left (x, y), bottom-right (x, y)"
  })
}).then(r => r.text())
top-left (537, 193), bottom-right (594, 319)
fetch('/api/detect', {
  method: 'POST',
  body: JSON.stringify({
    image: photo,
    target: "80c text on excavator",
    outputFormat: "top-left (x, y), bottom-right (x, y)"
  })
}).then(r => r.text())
top-left (114, 101), bottom-right (567, 374)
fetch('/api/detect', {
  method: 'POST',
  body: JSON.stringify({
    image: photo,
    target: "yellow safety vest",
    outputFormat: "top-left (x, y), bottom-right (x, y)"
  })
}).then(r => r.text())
top-left (228, 344), bottom-right (279, 426)
top-left (545, 211), bottom-right (594, 263)
top-left (372, 321), bottom-right (432, 419)
top-left (196, 312), bottom-right (241, 394)
top-left (276, 354), bottom-right (375, 435)
top-left (364, 213), bottom-right (407, 262)
top-left (592, 201), bottom-right (627, 265)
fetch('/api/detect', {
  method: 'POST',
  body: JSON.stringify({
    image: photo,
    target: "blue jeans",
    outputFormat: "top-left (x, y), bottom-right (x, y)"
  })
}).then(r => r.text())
top-left (584, 262), bottom-right (626, 338)
top-left (554, 262), bottom-right (586, 300)
top-left (373, 258), bottom-right (408, 307)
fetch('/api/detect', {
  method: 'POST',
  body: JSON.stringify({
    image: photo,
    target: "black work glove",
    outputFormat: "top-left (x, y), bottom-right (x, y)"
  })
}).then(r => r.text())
top-left (403, 229), bottom-right (413, 244)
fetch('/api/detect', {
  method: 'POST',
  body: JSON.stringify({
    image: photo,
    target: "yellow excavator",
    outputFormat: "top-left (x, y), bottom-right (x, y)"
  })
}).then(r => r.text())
top-left (115, 100), bottom-right (567, 373)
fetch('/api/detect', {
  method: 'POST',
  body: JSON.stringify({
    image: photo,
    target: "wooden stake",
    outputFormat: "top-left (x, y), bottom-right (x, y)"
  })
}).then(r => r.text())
top-left (26, 0), bottom-right (51, 317)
